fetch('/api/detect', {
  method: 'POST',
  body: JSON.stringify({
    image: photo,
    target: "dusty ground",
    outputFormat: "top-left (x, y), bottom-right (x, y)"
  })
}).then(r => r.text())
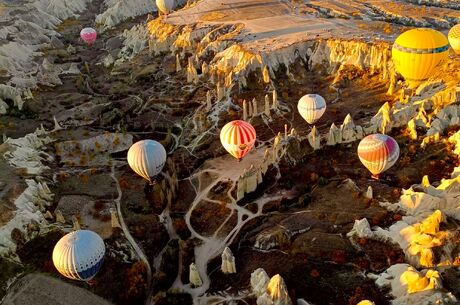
top-left (1, 0), bottom-right (460, 305)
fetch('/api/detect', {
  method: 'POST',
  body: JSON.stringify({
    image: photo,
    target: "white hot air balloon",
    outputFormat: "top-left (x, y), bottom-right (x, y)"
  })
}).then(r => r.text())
top-left (156, 0), bottom-right (175, 15)
top-left (53, 230), bottom-right (105, 281)
top-left (127, 139), bottom-right (167, 184)
top-left (297, 94), bottom-right (327, 124)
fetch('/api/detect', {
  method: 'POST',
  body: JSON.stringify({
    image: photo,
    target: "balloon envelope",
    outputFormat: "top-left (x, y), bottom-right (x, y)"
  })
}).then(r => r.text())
top-left (448, 24), bottom-right (460, 55)
top-left (127, 140), bottom-right (167, 182)
top-left (80, 27), bottom-right (97, 45)
top-left (392, 28), bottom-right (449, 89)
top-left (297, 94), bottom-right (326, 124)
top-left (53, 230), bottom-right (105, 281)
top-left (358, 134), bottom-right (399, 176)
top-left (220, 120), bottom-right (256, 160)
top-left (156, 0), bottom-right (175, 14)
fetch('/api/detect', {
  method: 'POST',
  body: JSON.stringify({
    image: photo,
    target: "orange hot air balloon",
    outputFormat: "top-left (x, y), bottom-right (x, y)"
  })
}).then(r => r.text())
top-left (358, 134), bottom-right (400, 179)
top-left (220, 120), bottom-right (256, 161)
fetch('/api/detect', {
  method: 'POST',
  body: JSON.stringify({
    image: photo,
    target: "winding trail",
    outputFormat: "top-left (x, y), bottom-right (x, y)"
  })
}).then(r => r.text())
top-left (110, 164), bottom-right (152, 292)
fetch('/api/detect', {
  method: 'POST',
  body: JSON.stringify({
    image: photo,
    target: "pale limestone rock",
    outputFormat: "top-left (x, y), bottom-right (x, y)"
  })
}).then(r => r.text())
top-left (272, 90), bottom-right (278, 110)
top-left (326, 123), bottom-right (340, 146)
top-left (0, 99), bottom-right (8, 114)
top-left (217, 84), bottom-right (225, 101)
top-left (206, 90), bottom-right (212, 111)
top-left (340, 114), bottom-right (359, 143)
top-left (189, 263), bottom-right (203, 287)
top-left (55, 209), bottom-right (65, 224)
top-left (72, 216), bottom-right (80, 230)
top-left (111, 208), bottom-right (121, 228)
top-left (176, 54), bottom-right (181, 72)
top-left (243, 99), bottom-right (248, 121)
top-left (347, 218), bottom-right (374, 239)
top-left (265, 94), bottom-right (270, 117)
top-left (307, 126), bottom-right (320, 150)
top-left (44, 210), bottom-right (53, 221)
top-left (251, 268), bottom-right (270, 297)
top-left (365, 186), bottom-right (373, 199)
top-left (67, 44), bottom-right (76, 54)
top-left (252, 98), bottom-right (258, 116)
top-left (221, 247), bottom-right (236, 274)
top-left (257, 274), bottom-right (293, 305)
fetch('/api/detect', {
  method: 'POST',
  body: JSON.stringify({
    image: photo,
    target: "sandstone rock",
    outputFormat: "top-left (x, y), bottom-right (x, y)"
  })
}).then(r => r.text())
top-left (221, 247), bottom-right (236, 274)
top-left (251, 268), bottom-right (270, 297)
top-left (257, 274), bottom-right (293, 305)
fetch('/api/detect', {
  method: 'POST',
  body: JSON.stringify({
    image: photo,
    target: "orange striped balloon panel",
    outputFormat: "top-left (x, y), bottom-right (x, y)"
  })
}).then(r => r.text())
top-left (448, 24), bottom-right (460, 54)
top-left (220, 120), bottom-right (256, 159)
top-left (357, 134), bottom-right (400, 175)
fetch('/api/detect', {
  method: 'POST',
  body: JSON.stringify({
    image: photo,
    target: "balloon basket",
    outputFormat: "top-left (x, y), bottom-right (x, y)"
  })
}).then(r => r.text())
top-left (371, 174), bottom-right (380, 180)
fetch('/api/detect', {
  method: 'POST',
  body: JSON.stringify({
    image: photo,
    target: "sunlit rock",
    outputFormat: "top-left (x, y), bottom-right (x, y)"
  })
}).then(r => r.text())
top-left (356, 301), bottom-right (374, 305)
top-left (263, 66), bottom-right (270, 83)
top-left (371, 264), bottom-right (457, 304)
top-left (243, 99), bottom-right (248, 121)
top-left (257, 274), bottom-right (293, 305)
top-left (221, 247), bottom-right (236, 274)
top-left (272, 90), bottom-right (278, 110)
top-left (187, 57), bottom-right (198, 84)
top-left (189, 263), bottom-right (202, 287)
top-left (421, 175), bottom-right (430, 188)
top-left (407, 119), bottom-right (417, 140)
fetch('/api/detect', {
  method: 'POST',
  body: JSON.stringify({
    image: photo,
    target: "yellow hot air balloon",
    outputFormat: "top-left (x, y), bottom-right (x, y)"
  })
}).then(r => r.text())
top-left (448, 24), bottom-right (460, 55)
top-left (392, 28), bottom-right (449, 89)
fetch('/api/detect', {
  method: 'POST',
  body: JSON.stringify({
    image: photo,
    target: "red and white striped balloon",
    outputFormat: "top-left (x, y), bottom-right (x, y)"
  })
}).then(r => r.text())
top-left (80, 27), bottom-right (97, 46)
top-left (358, 134), bottom-right (399, 176)
top-left (220, 120), bottom-right (256, 160)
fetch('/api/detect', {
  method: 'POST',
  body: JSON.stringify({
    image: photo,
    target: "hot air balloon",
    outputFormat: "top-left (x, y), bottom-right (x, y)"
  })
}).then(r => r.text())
top-left (392, 28), bottom-right (449, 89)
top-left (448, 24), bottom-right (460, 55)
top-left (127, 139), bottom-right (167, 184)
top-left (156, 0), bottom-right (175, 14)
top-left (53, 230), bottom-right (105, 281)
top-left (297, 94), bottom-right (326, 124)
top-left (358, 134), bottom-right (400, 178)
top-left (80, 27), bottom-right (97, 46)
top-left (220, 120), bottom-right (256, 161)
